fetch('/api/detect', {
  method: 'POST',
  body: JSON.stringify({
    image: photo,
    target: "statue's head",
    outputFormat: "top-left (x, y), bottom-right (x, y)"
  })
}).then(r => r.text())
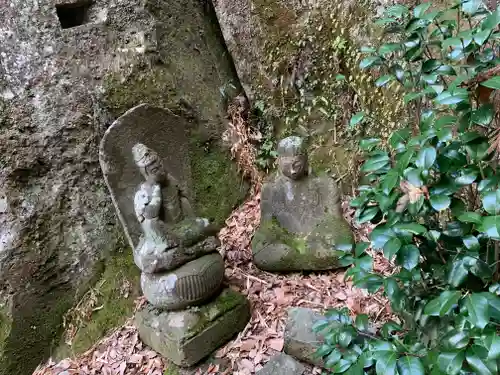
top-left (132, 143), bottom-right (165, 183)
top-left (277, 136), bottom-right (308, 180)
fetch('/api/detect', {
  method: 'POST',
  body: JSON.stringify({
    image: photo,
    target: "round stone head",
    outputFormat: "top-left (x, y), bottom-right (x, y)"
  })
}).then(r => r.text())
top-left (132, 143), bottom-right (166, 183)
top-left (277, 136), bottom-right (308, 180)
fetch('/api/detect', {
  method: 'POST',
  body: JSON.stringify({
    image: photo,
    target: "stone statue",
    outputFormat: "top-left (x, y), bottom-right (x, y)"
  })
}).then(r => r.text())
top-left (252, 136), bottom-right (354, 272)
top-left (131, 142), bottom-right (225, 309)
top-left (132, 142), bottom-right (219, 274)
top-left (99, 105), bottom-right (250, 367)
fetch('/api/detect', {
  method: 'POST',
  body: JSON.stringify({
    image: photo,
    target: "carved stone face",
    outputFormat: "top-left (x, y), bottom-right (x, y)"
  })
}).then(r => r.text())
top-left (143, 159), bottom-right (166, 183)
top-left (133, 143), bottom-right (166, 183)
top-left (278, 155), bottom-right (308, 180)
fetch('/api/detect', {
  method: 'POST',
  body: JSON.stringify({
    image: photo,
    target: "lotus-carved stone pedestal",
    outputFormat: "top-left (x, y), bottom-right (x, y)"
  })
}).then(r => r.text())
top-left (99, 104), bottom-right (250, 367)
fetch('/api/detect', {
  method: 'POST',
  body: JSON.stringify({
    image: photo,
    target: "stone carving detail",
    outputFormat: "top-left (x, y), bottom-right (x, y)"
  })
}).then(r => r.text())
top-left (252, 136), bottom-right (354, 272)
top-left (99, 106), bottom-right (250, 367)
top-left (131, 142), bottom-right (220, 275)
top-left (130, 142), bottom-right (223, 308)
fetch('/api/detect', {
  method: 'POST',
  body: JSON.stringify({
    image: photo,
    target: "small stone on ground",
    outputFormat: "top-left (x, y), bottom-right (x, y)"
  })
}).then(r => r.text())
top-left (283, 307), bottom-right (326, 367)
top-left (256, 353), bottom-right (305, 375)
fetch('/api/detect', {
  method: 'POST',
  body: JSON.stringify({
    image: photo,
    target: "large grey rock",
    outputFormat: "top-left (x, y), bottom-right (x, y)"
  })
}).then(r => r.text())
top-left (284, 307), bottom-right (326, 367)
top-left (136, 288), bottom-right (251, 367)
top-left (0, 0), bottom-right (246, 372)
top-left (256, 353), bottom-right (305, 375)
top-left (251, 137), bottom-right (353, 272)
top-left (141, 253), bottom-right (225, 310)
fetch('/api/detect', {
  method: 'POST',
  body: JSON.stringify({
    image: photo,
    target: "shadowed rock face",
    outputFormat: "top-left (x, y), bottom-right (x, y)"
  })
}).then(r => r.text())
top-left (0, 0), bottom-right (246, 373)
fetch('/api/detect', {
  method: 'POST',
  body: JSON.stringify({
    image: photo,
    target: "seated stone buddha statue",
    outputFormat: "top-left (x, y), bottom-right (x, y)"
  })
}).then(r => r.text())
top-left (251, 136), bottom-right (354, 272)
top-left (132, 143), bottom-right (220, 274)
top-left (132, 143), bottom-right (225, 310)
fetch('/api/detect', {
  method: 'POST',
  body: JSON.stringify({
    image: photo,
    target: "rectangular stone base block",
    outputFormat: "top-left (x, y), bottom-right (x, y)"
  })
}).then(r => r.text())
top-left (135, 288), bottom-right (250, 367)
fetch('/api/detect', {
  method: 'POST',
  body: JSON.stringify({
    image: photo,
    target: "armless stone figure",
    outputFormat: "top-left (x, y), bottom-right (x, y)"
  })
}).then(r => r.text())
top-left (132, 143), bottom-right (224, 310)
top-left (252, 136), bottom-right (354, 272)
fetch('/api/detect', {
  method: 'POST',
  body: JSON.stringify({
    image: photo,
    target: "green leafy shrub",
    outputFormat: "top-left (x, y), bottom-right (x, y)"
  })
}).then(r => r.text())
top-left (315, 1), bottom-right (500, 374)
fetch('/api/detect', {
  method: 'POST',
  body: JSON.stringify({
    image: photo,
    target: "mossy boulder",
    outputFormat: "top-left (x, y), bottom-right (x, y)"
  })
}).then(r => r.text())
top-left (136, 288), bottom-right (250, 367)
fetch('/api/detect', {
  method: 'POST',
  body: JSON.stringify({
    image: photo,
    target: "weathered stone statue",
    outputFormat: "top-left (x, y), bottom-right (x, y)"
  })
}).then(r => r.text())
top-left (131, 142), bottom-right (225, 309)
top-left (131, 142), bottom-right (219, 274)
top-left (99, 104), bottom-right (250, 367)
top-left (252, 136), bottom-right (354, 272)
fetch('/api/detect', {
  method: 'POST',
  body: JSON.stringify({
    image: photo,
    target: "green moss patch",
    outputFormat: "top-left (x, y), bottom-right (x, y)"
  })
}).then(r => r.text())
top-left (189, 139), bottom-right (248, 228)
top-left (54, 248), bottom-right (140, 358)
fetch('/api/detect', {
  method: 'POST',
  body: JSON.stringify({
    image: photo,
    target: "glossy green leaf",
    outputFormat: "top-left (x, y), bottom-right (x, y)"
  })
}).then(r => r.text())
top-left (466, 347), bottom-right (495, 375)
top-left (397, 356), bottom-right (425, 375)
top-left (424, 291), bottom-right (462, 316)
top-left (482, 7), bottom-right (500, 31)
top-left (397, 244), bottom-right (419, 270)
top-left (360, 138), bottom-right (381, 151)
top-left (406, 18), bottom-right (431, 33)
top-left (382, 170), bottom-right (399, 195)
top-left (435, 91), bottom-right (468, 105)
top-left (338, 329), bottom-right (353, 348)
top-left (481, 216), bottom-right (500, 239)
top-left (461, 0), bottom-right (482, 15)
top-left (333, 359), bottom-right (353, 373)
top-left (463, 235), bottom-right (480, 251)
top-left (360, 57), bottom-right (380, 69)
top-left (472, 104), bottom-right (494, 126)
top-left (394, 223), bottom-right (427, 234)
top-left (404, 168), bottom-right (423, 187)
top-left (325, 349), bottom-right (342, 368)
top-left (416, 146), bottom-right (437, 169)
top-left (442, 330), bottom-right (470, 350)
top-left (464, 294), bottom-right (490, 329)
top-left (397, 150), bottom-right (414, 173)
top-left (361, 154), bottom-right (390, 173)
top-left (404, 92), bottom-right (425, 104)
top-left (455, 169), bottom-right (478, 185)
top-left (485, 332), bottom-right (500, 360)
top-left (361, 46), bottom-right (376, 53)
top-left (481, 76), bottom-right (500, 90)
top-left (383, 237), bottom-right (402, 259)
top-left (458, 211), bottom-right (483, 224)
top-left (350, 111), bottom-right (365, 128)
top-left (316, 343), bottom-right (333, 357)
top-left (423, 59), bottom-right (441, 73)
top-left (414, 3), bottom-right (431, 17)
top-left (474, 29), bottom-right (491, 45)
top-left (442, 37), bottom-right (463, 49)
top-left (430, 194), bottom-right (451, 211)
top-left (437, 351), bottom-right (465, 375)
top-left (448, 258), bottom-right (469, 287)
top-left (482, 190), bottom-right (500, 214)
top-left (375, 74), bottom-right (395, 87)
top-left (354, 314), bottom-right (369, 331)
top-left (375, 351), bottom-right (397, 375)
top-left (379, 43), bottom-right (402, 55)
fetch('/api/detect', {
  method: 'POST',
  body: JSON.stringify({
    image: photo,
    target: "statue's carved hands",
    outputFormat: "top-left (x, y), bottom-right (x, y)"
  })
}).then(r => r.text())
top-left (143, 203), bottom-right (160, 219)
top-left (134, 190), bottom-right (149, 222)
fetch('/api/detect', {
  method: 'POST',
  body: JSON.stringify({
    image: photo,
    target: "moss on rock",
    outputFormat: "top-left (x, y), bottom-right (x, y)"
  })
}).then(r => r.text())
top-left (54, 246), bottom-right (140, 358)
top-left (189, 138), bottom-right (248, 227)
top-left (252, 215), bottom-right (353, 272)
